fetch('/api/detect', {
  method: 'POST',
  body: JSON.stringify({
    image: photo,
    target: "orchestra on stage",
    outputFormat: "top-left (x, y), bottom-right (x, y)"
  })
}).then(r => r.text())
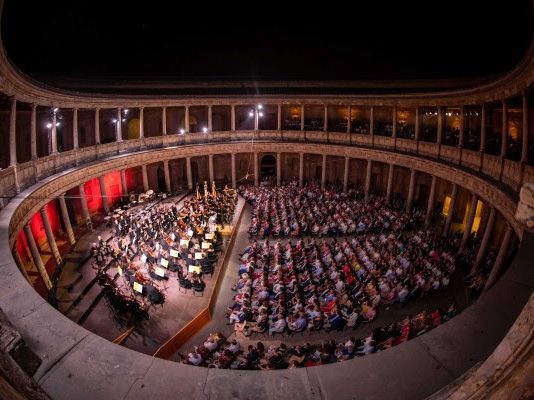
top-left (90, 182), bottom-right (237, 324)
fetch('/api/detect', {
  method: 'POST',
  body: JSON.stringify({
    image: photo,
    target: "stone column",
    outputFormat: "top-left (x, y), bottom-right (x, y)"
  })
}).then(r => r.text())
top-left (277, 104), bottom-right (282, 131)
top-left (299, 152), bottom-right (304, 187)
top-left (414, 107), bottom-right (420, 141)
top-left (254, 109), bottom-right (259, 131)
top-left (120, 169), bottom-right (128, 198)
top-left (186, 157), bottom-right (193, 189)
top-left (392, 106), bottom-right (397, 138)
top-left (442, 183), bottom-right (458, 237)
top-left (472, 206), bottom-right (496, 273)
top-left (276, 152), bottom-right (282, 186)
top-left (116, 108), bottom-right (123, 142)
top-left (79, 183), bottom-right (93, 232)
top-left (406, 169), bottom-right (416, 211)
top-left (437, 106), bottom-right (443, 144)
top-left (231, 153), bottom-right (237, 189)
top-left (343, 156), bottom-right (349, 192)
top-left (99, 176), bottom-right (110, 214)
top-left (369, 106), bottom-right (374, 136)
top-left (162, 107), bottom-right (167, 135)
top-left (231, 105), bottom-right (236, 131)
top-left (41, 207), bottom-right (62, 266)
top-left (365, 159), bottom-right (372, 200)
top-left (51, 108), bottom-right (58, 154)
top-left (321, 154), bottom-right (327, 189)
top-left (9, 98), bottom-right (17, 166)
top-left (30, 104), bottom-right (37, 160)
top-left (138, 107), bottom-right (144, 139)
top-left (347, 106), bottom-right (352, 134)
top-left (484, 223), bottom-right (513, 291)
top-left (480, 104), bottom-right (486, 153)
top-left (459, 193), bottom-right (478, 253)
top-left (300, 105), bottom-right (305, 131)
top-left (24, 224), bottom-right (52, 290)
top-left (12, 246), bottom-right (31, 285)
top-left (208, 106), bottom-right (213, 132)
top-left (386, 163), bottom-right (394, 204)
top-left (254, 152), bottom-right (259, 186)
top-left (163, 160), bottom-right (171, 192)
top-left (59, 194), bottom-right (76, 246)
top-left (501, 100), bottom-right (507, 157)
top-left (142, 165), bottom-right (149, 192)
top-left (95, 108), bottom-right (101, 144)
top-left (458, 106), bottom-right (464, 148)
top-left (521, 91), bottom-right (528, 163)
top-left (323, 105), bottom-right (328, 132)
top-left (425, 175), bottom-right (437, 225)
top-left (185, 106), bottom-right (190, 132)
top-left (208, 154), bottom-right (214, 183)
top-left (72, 108), bottom-right (79, 150)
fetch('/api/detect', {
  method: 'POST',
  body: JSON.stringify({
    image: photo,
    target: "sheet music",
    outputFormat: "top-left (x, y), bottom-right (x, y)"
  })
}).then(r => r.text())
top-left (133, 282), bottom-right (143, 293)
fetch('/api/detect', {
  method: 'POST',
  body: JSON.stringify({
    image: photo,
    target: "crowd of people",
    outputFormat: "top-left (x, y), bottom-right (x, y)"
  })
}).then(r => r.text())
top-left (228, 229), bottom-right (457, 336)
top-left (241, 182), bottom-right (423, 239)
top-left (229, 182), bottom-right (470, 339)
top-left (183, 305), bottom-right (457, 369)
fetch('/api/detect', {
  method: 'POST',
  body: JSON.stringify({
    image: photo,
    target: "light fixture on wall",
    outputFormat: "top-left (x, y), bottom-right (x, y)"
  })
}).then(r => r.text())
top-left (248, 104), bottom-right (264, 130)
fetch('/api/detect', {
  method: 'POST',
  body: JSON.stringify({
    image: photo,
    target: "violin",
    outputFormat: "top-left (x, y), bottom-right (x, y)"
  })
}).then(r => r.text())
top-left (135, 270), bottom-right (149, 285)
top-left (165, 236), bottom-right (173, 246)
top-left (195, 224), bottom-right (205, 235)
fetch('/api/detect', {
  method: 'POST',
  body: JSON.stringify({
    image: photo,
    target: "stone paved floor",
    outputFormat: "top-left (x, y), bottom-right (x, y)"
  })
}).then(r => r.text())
top-left (54, 192), bottom-right (232, 355)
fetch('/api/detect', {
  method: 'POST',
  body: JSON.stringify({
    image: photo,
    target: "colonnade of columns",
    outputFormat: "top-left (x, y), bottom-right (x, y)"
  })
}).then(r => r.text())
top-left (12, 150), bottom-right (517, 299)
top-left (5, 91), bottom-right (531, 179)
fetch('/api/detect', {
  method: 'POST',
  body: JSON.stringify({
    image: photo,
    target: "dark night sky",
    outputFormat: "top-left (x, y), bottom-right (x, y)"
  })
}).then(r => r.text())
top-left (2, 1), bottom-right (533, 83)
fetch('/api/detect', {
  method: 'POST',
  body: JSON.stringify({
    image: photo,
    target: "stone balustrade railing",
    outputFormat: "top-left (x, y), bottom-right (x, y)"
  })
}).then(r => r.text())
top-left (2, 130), bottom-right (531, 209)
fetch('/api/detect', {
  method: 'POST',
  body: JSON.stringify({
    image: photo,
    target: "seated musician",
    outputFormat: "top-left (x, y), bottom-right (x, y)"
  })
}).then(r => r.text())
top-left (191, 273), bottom-right (205, 290)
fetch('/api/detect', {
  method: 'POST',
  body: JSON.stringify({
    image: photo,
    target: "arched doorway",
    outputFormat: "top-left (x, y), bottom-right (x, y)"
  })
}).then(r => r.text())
top-left (260, 155), bottom-right (276, 180)
top-left (157, 166), bottom-right (166, 192)
top-left (191, 161), bottom-right (199, 185)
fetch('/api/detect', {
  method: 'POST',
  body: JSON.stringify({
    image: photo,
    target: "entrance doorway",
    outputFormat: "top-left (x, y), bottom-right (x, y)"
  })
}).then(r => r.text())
top-left (260, 155), bottom-right (276, 180)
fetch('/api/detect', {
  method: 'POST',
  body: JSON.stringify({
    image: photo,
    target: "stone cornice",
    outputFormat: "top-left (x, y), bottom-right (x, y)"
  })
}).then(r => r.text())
top-left (0, 0), bottom-right (532, 108)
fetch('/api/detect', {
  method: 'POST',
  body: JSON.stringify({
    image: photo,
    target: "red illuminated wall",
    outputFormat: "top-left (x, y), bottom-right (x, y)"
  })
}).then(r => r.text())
top-left (66, 186), bottom-right (84, 226)
top-left (126, 167), bottom-right (143, 194)
top-left (83, 178), bottom-right (104, 216)
top-left (28, 201), bottom-right (61, 248)
top-left (103, 171), bottom-right (122, 208)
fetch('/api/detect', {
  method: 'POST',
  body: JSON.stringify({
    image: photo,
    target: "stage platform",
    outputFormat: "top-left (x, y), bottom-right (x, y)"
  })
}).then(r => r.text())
top-left (55, 193), bottom-right (245, 356)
